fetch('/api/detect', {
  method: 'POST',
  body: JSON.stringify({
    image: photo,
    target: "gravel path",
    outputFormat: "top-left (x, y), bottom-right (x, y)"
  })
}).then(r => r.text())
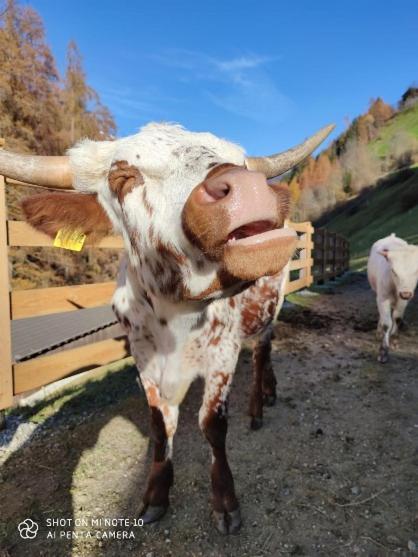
top-left (0, 273), bottom-right (417, 557)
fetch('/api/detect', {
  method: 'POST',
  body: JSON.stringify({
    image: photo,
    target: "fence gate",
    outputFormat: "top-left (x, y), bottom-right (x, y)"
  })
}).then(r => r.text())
top-left (313, 228), bottom-right (350, 284)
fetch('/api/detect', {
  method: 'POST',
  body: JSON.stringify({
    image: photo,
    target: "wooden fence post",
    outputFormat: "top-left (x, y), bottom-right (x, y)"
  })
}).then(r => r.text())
top-left (330, 232), bottom-right (337, 280)
top-left (0, 171), bottom-right (14, 411)
top-left (321, 229), bottom-right (327, 284)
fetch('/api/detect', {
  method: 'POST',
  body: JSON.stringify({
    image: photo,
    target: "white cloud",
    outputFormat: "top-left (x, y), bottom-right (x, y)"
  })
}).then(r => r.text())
top-left (152, 49), bottom-right (293, 124)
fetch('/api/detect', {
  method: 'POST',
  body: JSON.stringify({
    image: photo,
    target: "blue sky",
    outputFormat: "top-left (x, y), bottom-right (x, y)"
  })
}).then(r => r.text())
top-left (29, 0), bottom-right (418, 155)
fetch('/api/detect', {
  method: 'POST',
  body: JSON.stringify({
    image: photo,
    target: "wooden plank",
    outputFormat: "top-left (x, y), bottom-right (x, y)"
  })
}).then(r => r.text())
top-left (12, 356), bottom-right (134, 409)
top-left (8, 221), bottom-right (124, 249)
top-left (296, 238), bottom-right (314, 250)
top-left (11, 281), bottom-right (117, 319)
top-left (13, 337), bottom-right (129, 394)
top-left (285, 275), bottom-right (312, 294)
top-left (288, 221), bottom-right (311, 233)
top-left (0, 175), bottom-right (14, 409)
top-left (289, 258), bottom-right (313, 271)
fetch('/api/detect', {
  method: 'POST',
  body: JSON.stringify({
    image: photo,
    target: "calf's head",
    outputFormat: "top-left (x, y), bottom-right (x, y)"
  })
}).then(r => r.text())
top-left (380, 247), bottom-right (418, 300)
top-left (1, 122), bottom-right (333, 302)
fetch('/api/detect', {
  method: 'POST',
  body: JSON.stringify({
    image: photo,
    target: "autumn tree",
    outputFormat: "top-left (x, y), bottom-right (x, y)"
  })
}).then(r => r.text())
top-left (61, 40), bottom-right (116, 148)
top-left (0, 0), bottom-right (63, 153)
top-left (340, 139), bottom-right (381, 193)
top-left (288, 175), bottom-right (301, 204)
top-left (368, 97), bottom-right (394, 127)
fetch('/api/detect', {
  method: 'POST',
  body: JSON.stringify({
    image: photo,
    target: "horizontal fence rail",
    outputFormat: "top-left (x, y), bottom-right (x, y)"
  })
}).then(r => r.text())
top-left (0, 168), bottom-right (346, 410)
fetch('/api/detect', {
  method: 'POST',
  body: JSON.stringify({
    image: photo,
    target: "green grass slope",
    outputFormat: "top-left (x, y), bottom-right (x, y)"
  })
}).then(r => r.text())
top-left (370, 104), bottom-right (418, 158)
top-left (316, 167), bottom-right (418, 270)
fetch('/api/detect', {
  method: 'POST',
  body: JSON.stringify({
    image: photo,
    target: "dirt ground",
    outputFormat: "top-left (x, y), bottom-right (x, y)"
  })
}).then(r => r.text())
top-left (0, 273), bottom-right (417, 557)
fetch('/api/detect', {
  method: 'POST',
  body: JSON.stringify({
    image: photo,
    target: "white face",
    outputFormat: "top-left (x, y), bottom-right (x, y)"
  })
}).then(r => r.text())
top-left (387, 246), bottom-right (418, 298)
top-left (68, 123), bottom-right (294, 302)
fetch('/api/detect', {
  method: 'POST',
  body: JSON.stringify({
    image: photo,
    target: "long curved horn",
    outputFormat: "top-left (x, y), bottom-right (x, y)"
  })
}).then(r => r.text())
top-left (0, 150), bottom-right (73, 188)
top-left (245, 124), bottom-right (335, 179)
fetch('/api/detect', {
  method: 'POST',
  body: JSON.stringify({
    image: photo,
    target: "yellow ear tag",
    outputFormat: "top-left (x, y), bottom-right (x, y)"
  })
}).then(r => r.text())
top-left (53, 229), bottom-right (86, 252)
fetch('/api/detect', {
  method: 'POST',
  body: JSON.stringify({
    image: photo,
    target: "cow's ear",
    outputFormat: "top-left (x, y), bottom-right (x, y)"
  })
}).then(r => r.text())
top-left (22, 192), bottom-right (113, 239)
top-left (378, 249), bottom-right (389, 260)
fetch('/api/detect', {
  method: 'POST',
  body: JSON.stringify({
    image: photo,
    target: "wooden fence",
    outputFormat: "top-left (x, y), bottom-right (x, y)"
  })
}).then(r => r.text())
top-left (312, 228), bottom-right (350, 284)
top-left (0, 171), bottom-right (343, 411)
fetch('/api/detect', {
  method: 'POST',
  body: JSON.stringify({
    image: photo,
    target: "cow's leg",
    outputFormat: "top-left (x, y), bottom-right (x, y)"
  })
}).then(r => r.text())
top-left (199, 370), bottom-right (241, 534)
top-left (391, 298), bottom-right (409, 347)
top-left (140, 377), bottom-right (179, 524)
top-left (392, 298), bottom-right (409, 331)
top-left (249, 325), bottom-right (276, 430)
top-left (377, 298), bottom-right (392, 363)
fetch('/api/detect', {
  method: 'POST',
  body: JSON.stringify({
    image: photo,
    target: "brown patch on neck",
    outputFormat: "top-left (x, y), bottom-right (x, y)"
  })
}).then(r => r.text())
top-left (184, 268), bottom-right (248, 301)
top-left (109, 160), bottom-right (144, 202)
top-left (142, 187), bottom-right (154, 216)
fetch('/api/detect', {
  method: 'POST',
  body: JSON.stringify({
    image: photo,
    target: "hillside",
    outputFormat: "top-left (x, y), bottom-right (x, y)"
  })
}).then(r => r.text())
top-left (316, 166), bottom-right (418, 270)
top-left (369, 104), bottom-right (418, 158)
top-left (287, 93), bottom-right (418, 222)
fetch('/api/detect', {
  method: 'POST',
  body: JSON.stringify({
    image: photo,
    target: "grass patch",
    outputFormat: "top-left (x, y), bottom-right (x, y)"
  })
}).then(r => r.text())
top-left (285, 291), bottom-right (318, 308)
top-left (369, 104), bottom-right (418, 158)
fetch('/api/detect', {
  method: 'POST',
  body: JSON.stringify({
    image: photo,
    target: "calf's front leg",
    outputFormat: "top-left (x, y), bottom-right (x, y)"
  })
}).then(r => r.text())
top-left (249, 324), bottom-right (277, 430)
top-left (140, 377), bottom-right (179, 524)
top-left (377, 298), bottom-right (392, 363)
top-left (391, 298), bottom-right (409, 337)
top-left (199, 370), bottom-right (241, 534)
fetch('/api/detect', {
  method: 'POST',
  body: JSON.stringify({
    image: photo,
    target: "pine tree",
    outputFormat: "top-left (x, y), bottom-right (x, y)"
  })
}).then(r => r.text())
top-left (62, 40), bottom-right (116, 148)
top-left (0, 0), bottom-right (63, 153)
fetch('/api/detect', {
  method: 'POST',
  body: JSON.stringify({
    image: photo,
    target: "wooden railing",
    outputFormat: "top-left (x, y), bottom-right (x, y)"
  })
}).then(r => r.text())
top-left (0, 174), bottom-right (315, 410)
top-left (313, 228), bottom-right (350, 284)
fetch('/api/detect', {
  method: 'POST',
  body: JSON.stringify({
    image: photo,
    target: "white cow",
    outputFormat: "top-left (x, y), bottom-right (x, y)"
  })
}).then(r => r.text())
top-left (367, 233), bottom-right (418, 362)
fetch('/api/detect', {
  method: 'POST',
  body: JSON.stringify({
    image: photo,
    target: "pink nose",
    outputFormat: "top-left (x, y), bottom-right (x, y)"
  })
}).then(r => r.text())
top-left (200, 179), bottom-right (231, 203)
top-left (399, 291), bottom-right (412, 300)
top-left (194, 167), bottom-right (272, 205)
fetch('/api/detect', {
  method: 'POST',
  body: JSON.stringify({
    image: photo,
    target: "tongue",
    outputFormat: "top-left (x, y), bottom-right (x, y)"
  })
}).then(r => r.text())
top-left (228, 226), bottom-right (297, 246)
top-left (228, 220), bottom-right (273, 241)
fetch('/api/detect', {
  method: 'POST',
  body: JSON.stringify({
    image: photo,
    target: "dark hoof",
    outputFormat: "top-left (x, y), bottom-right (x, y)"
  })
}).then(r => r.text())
top-left (263, 393), bottom-right (276, 407)
top-left (139, 504), bottom-right (168, 524)
top-left (213, 508), bottom-right (241, 534)
top-left (397, 318), bottom-right (408, 331)
top-left (250, 416), bottom-right (263, 430)
top-left (378, 350), bottom-right (389, 364)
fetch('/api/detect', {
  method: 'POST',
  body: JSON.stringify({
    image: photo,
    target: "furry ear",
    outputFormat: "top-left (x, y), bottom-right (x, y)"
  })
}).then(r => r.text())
top-left (22, 192), bottom-right (113, 239)
top-left (378, 249), bottom-right (389, 260)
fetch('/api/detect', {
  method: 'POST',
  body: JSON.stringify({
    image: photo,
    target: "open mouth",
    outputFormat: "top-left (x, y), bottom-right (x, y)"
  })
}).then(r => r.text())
top-left (226, 220), bottom-right (295, 247)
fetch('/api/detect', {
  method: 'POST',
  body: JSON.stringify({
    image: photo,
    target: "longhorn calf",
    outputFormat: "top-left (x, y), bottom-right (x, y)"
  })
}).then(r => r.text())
top-left (2, 122), bottom-right (333, 533)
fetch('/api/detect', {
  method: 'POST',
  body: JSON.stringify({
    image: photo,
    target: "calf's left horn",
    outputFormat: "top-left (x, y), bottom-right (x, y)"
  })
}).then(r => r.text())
top-left (0, 150), bottom-right (73, 188)
top-left (245, 124), bottom-right (335, 179)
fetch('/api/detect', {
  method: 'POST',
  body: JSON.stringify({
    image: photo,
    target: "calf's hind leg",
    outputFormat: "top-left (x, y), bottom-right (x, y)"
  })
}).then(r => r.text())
top-left (199, 370), bottom-right (241, 534)
top-left (140, 377), bottom-right (179, 524)
top-left (249, 325), bottom-right (277, 430)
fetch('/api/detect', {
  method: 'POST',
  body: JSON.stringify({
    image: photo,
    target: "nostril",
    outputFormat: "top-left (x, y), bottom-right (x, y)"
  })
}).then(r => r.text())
top-left (201, 181), bottom-right (231, 203)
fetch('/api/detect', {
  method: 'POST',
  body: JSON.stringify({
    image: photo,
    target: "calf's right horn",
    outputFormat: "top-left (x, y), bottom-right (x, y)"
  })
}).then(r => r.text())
top-left (0, 150), bottom-right (73, 188)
